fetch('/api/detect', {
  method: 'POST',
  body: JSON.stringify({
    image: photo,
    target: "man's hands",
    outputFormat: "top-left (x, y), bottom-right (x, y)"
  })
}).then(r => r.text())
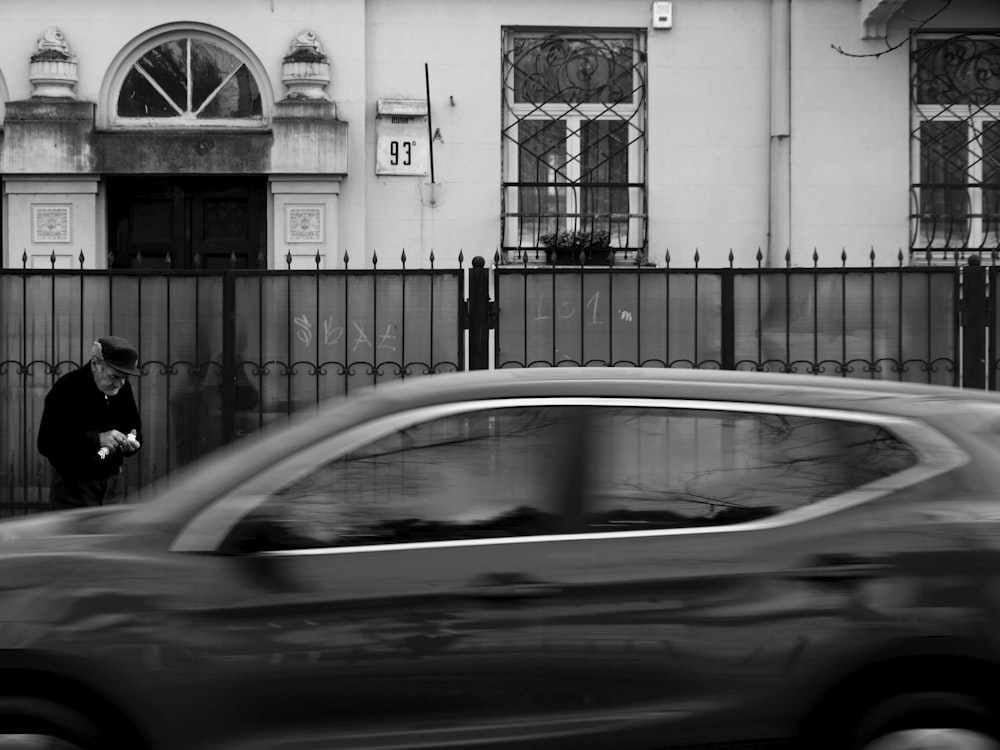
top-left (98, 429), bottom-right (141, 458)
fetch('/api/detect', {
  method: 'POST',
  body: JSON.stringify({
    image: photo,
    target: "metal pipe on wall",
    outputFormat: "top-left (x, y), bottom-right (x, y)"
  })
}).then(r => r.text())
top-left (768, 0), bottom-right (792, 267)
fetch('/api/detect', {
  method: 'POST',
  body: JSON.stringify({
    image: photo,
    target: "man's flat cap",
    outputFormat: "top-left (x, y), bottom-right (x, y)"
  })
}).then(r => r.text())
top-left (99, 336), bottom-right (140, 376)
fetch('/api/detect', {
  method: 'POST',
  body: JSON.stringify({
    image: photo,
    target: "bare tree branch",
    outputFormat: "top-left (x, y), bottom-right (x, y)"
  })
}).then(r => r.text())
top-left (832, 0), bottom-right (953, 60)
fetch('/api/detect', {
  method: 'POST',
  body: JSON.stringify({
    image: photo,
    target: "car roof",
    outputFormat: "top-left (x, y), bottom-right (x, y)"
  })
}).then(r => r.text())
top-left (126, 367), bottom-right (1000, 534)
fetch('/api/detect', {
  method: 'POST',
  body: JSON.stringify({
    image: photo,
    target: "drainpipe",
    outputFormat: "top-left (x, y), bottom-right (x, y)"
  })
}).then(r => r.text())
top-left (768, 0), bottom-right (792, 267)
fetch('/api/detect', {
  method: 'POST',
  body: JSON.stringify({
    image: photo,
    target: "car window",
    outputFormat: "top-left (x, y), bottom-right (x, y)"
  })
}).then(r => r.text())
top-left (230, 405), bottom-right (581, 551)
top-left (581, 407), bottom-right (918, 532)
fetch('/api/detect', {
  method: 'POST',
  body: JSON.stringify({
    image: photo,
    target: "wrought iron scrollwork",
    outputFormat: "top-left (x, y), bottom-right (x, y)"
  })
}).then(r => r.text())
top-left (911, 34), bottom-right (1000, 258)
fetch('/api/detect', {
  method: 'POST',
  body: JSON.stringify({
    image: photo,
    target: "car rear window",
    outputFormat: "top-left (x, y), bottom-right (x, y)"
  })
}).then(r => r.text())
top-left (582, 407), bottom-right (919, 531)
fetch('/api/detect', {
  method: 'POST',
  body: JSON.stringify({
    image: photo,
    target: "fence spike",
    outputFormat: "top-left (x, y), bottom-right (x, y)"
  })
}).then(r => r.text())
top-left (665, 249), bottom-right (670, 268)
top-left (869, 246), bottom-right (876, 267)
top-left (756, 248), bottom-right (763, 267)
top-left (193, 252), bottom-right (202, 270)
top-left (841, 248), bottom-right (847, 267)
top-left (728, 249), bottom-right (734, 268)
top-left (107, 250), bottom-right (115, 267)
top-left (458, 249), bottom-right (464, 268)
top-left (898, 248), bottom-right (904, 267)
top-left (429, 249), bottom-right (435, 269)
top-left (812, 248), bottom-right (818, 267)
top-left (50, 250), bottom-right (56, 269)
top-left (784, 249), bottom-right (790, 268)
top-left (400, 248), bottom-right (407, 268)
top-left (230, 252), bottom-right (237, 269)
top-left (166, 251), bottom-right (173, 269)
top-left (78, 250), bottom-right (85, 268)
top-left (136, 250), bottom-right (143, 268)
top-left (343, 249), bottom-right (350, 268)
top-left (315, 250), bottom-right (322, 269)
top-left (257, 249), bottom-right (266, 266)
top-left (372, 249), bottom-right (378, 269)
top-left (22, 250), bottom-right (28, 268)
top-left (493, 249), bottom-right (501, 268)
top-left (694, 249), bottom-right (700, 268)
top-left (285, 251), bottom-right (292, 269)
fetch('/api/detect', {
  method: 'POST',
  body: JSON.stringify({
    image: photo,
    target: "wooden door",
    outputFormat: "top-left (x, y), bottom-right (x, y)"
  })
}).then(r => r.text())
top-left (108, 178), bottom-right (266, 269)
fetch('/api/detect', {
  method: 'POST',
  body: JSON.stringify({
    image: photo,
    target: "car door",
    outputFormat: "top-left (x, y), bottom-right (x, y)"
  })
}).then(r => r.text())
top-left (548, 399), bottom-right (961, 747)
top-left (161, 401), bottom-right (620, 750)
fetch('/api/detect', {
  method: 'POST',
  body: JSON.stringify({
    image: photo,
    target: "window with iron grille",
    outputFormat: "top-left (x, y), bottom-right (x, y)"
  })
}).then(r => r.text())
top-left (911, 33), bottom-right (1000, 259)
top-left (502, 30), bottom-right (647, 265)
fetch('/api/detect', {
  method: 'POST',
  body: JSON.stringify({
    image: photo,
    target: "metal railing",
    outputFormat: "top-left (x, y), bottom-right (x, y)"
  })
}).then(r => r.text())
top-left (1, 256), bottom-right (465, 515)
top-left (2, 249), bottom-right (992, 517)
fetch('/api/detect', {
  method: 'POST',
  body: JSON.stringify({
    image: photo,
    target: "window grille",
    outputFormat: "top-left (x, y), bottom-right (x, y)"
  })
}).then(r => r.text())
top-left (116, 35), bottom-right (264, 126)
top-left (911, 33), bottom-right (1000, 260)
top-left (502, 30), bottom-right (647, 264)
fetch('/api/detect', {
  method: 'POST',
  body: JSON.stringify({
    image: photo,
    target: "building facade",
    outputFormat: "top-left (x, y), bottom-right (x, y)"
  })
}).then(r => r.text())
top-left (0, 0), bottom-right (998, 271)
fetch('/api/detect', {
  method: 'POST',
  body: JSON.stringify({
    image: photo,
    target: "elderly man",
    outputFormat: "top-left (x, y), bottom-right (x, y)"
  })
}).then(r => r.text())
top-left (38, 336), bottom-right (143, 509)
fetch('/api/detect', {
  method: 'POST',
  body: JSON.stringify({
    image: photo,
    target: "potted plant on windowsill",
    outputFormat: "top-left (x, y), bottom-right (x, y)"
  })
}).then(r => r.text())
top-left (539, 229), bottom-right (613, 265)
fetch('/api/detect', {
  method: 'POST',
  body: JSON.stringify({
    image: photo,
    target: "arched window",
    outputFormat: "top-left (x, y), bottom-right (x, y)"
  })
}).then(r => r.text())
top-left (106, 26), bottom-right (268, 128)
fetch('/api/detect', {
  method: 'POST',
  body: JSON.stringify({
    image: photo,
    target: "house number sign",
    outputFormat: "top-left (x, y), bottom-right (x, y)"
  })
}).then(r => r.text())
top-left (375, 99), bottom-right (429, 176)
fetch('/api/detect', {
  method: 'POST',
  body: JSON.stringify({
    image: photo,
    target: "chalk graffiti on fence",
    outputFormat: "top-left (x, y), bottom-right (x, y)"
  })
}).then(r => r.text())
top-left (532, 290), bottom-right (634, 327)
top-left (294, 314), bottom-right (398, 352)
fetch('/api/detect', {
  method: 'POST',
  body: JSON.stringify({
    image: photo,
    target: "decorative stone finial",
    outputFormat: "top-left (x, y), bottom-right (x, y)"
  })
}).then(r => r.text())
top-left (281, 30), bottom-right (331, 100)
top-left (286, 31), bottom-right (326, 61)
top-left (29, 27), bottom-right (78, 98)
top-left (34, 27), bottom-right (73, 58)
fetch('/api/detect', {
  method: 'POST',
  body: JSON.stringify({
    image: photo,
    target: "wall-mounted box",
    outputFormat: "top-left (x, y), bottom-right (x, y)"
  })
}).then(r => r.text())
top-left (652, 1), bottom-right (673, 29)
top-left (375, 99), bottom-right (430, 176)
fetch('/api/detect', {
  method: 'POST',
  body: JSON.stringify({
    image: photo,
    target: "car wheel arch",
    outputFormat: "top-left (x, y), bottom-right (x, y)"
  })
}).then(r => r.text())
top-left (0, 666), bottom-right (152, 750)
top-left (799, 652), bottom-right (1000, 746)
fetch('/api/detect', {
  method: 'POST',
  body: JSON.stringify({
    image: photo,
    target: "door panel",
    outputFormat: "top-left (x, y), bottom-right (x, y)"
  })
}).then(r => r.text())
top-left (109, 183), bottom-right (184, 269)
top-left (192, 185), bottom-right (264, 269)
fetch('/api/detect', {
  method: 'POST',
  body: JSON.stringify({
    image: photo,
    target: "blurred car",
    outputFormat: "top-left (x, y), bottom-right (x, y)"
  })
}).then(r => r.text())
top-left (3, 367), bottom-right (1000, 750)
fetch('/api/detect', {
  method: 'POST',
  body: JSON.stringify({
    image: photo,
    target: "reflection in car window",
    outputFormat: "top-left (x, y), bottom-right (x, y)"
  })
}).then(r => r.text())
top-left (583, 408), bottom-right (918, 532)
top-left (237, 407), bottom-right (578, 550)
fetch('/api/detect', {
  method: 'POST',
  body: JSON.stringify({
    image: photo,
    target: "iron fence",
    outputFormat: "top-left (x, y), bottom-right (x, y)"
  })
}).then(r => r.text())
top-left (1, 249), bottom-right (993, 518)
top-left (1, 260), bottom-right (464, 516)
top-left (487, 250), bottom-right (971, 387)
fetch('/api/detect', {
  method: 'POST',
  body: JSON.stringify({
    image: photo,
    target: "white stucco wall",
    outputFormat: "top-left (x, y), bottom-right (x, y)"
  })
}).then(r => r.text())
top-left (0, 0), bottom-right (997, 270)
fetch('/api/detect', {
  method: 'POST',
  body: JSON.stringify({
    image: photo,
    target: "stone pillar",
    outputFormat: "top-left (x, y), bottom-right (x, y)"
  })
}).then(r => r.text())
top-left (4, 177), bottom-right (100, 269)
top-left (265, 31), bottom-right (348, 270)
top-left (270, 177), bottom-right (343, 269)
top-left (1, 97), bottom-right (99, 268)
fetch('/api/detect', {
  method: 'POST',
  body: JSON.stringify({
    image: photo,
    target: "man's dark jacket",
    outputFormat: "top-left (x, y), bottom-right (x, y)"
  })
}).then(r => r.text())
top-left (38, 364), bottom-right (143, 480)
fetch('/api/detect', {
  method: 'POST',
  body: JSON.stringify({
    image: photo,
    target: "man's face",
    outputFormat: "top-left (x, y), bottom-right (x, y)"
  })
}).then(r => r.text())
top-left (93, 360), bottom-right (129, 396)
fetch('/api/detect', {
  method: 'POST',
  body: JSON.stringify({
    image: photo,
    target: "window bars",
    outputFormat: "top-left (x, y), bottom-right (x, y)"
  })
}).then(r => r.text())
top-left (911, 33), bottom-right (1000, 260)
top-left (501, 31), bottom-right (648, 265)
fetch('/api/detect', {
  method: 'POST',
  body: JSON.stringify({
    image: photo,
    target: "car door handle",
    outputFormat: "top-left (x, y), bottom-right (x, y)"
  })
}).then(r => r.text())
top-left (783, 563), bottom-right (891, 581)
